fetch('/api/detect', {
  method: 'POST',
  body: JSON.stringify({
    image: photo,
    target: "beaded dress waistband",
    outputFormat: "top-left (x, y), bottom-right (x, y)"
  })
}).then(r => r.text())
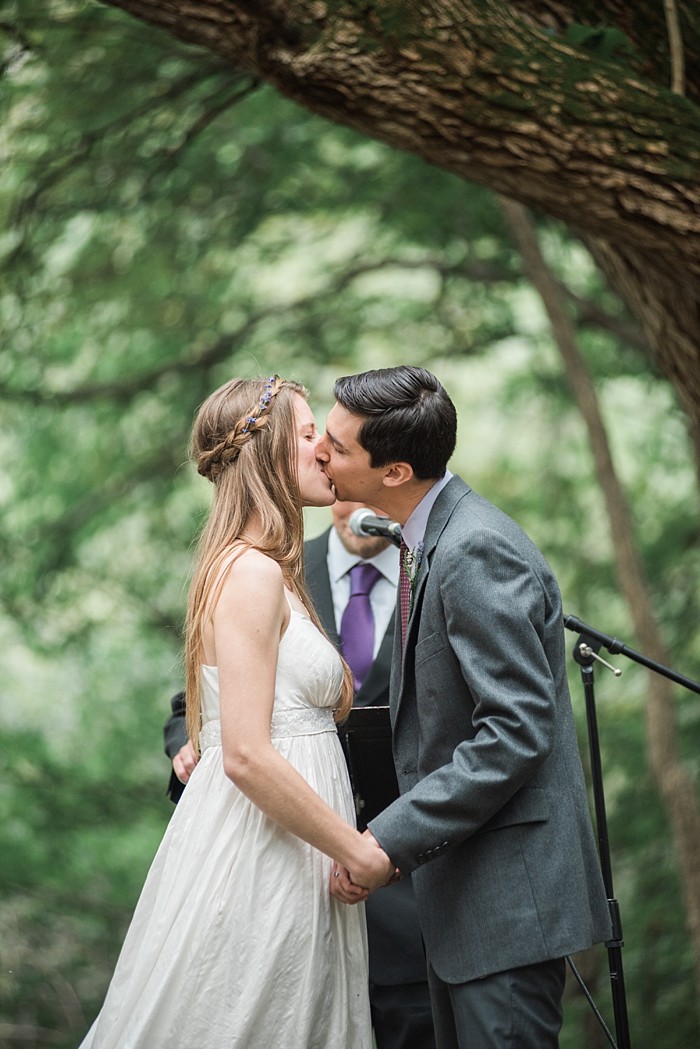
top-left (200, 707), bottom-right (336, 751)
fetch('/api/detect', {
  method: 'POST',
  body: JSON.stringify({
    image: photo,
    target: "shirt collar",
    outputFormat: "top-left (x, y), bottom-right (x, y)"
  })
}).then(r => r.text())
top-left (401, 469), bottom-right (453, 552)
top-left (328, 526), bottom-right (400, 586)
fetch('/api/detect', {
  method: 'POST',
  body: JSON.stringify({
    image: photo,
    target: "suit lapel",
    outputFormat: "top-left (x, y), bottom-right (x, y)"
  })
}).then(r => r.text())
top-left (304, 531), bottom-right (339, 646)
top-left (394, 476), bottom-right (472, 706)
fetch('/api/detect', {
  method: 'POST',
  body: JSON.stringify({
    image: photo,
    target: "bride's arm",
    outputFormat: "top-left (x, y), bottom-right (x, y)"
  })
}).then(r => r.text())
top-left (212, 550), bottom-right (394, 893)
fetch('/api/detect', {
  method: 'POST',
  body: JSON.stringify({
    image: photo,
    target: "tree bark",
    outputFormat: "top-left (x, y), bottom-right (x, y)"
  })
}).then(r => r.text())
top-left (500, 194), bottom-right (700, 1025)
top-left (99, 0), bottom-right (700, 423)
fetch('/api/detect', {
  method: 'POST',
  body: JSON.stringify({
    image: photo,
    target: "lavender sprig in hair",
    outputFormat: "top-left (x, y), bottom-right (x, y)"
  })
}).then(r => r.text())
top-left (241, 376), bottom-right (278, 434)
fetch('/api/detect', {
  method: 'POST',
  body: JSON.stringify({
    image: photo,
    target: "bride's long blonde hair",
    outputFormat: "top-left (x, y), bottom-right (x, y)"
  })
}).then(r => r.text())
top-left (184, 375), bottom-right (353, 747)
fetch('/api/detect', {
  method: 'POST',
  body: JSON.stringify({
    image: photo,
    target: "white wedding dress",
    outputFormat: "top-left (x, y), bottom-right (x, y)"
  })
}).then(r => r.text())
top-left (80, 603), bottom-right (371, 1049)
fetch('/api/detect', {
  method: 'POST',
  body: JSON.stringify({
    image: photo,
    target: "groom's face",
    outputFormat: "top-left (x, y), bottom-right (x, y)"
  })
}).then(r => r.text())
top-left (316, 404), bottom-right (388, 508)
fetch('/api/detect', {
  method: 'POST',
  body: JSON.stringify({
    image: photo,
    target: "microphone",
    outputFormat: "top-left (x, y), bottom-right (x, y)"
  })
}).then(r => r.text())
top-left (348, 508), bottom-right (402, 547)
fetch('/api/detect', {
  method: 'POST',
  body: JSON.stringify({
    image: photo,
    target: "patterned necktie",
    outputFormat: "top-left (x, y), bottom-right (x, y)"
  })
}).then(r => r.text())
top-left (399, 540), bottom-right (413, 649)
top-left (340, 562), bottom-right (382, 690)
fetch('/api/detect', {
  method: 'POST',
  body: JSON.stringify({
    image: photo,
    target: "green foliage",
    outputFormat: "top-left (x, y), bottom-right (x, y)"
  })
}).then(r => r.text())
top-left (0, 719), bottom-right (171, 1042)
top-left (1, 2), bottom-right (699, 1046)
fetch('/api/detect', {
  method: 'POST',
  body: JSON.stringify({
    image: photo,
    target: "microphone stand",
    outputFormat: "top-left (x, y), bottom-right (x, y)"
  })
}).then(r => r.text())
top-left (565, 615), bottom-right (700, 696)
top-left (562, 614), bottom-right (700, 1049)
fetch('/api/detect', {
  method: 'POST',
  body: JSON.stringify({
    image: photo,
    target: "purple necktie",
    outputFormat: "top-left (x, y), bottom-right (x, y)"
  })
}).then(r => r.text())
top-left (340, 562), bottom-right (382, 690)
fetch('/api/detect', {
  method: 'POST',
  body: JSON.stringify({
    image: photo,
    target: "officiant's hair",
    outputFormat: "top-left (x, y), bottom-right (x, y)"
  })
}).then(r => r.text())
top-left (184, 376), bottom-right (353, 745)
top-left (333, 366), bottom-right (457, 480)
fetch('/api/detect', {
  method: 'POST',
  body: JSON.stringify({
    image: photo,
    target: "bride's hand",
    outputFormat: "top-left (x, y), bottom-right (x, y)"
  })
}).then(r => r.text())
top-left (329, 866), bottom-right (368, 904)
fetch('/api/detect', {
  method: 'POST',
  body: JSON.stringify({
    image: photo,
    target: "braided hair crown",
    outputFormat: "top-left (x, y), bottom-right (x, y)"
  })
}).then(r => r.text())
top-left (194, 376), bottom-right (283, 483)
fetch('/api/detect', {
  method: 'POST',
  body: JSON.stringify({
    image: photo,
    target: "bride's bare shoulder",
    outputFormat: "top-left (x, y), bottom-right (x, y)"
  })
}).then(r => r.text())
top-left (217, 546), bottom-right (284, 600)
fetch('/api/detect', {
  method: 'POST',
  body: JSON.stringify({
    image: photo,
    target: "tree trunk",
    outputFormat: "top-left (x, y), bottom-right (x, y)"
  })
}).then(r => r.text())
top-left (584, 236), bottom-right (700, 430)
top-left (100, 0), bottom-right (700, 425)
top-left (499, 194), bottom-right (700, 1026)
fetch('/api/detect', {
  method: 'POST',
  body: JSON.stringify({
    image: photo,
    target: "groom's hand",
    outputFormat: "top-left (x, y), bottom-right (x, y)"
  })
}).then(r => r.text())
top-left (361, 828), bottom-right (401, 886)
top-left (345, 830), bottom-right (399, 893)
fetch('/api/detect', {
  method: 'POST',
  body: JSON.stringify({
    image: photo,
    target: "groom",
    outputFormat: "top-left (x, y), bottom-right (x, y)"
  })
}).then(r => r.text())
top-left (320, 366), bottom-right (611, 1049)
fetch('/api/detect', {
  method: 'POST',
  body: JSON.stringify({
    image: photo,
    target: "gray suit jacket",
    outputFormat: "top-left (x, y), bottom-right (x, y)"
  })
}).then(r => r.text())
top-left (369, 476), bottom-right (611, 984)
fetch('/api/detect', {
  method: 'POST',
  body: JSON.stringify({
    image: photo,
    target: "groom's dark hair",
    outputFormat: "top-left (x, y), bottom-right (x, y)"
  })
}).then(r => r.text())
top-left (333, 366), bottom-right (457, 480)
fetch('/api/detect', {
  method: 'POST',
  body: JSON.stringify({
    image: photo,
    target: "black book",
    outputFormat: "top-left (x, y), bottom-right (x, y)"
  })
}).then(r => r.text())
top-left (338, 706), bottom-right (399, 831)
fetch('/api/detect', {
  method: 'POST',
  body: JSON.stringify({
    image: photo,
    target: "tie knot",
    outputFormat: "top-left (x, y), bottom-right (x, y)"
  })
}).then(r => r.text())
top-left (348, 562), bottom-right (382, 596)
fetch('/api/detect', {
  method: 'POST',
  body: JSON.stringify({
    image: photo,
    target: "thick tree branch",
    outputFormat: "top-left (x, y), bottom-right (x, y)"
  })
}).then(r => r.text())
top-left (95, 0), bottom-right (700, 427)
top-left (101, 0), bottom-right (700, 265)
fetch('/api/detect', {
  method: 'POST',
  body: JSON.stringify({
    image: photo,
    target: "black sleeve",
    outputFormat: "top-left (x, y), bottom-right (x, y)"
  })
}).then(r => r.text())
top-left (163, 690), bottom-right (187, 758)
top-left (163, 690), bottom-right (188, 805)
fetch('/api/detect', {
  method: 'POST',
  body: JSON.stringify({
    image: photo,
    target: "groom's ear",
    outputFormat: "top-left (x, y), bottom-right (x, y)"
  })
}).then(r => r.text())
top-left (383, 462), bottom-right (414, 487)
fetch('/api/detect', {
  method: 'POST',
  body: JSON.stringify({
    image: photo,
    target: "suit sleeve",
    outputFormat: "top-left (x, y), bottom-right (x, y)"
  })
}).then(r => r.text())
top-left (162, 691), bottom-right (188, 804)
top-left (369, 527), bottom-right (560, 873)
top-left (163, 690), bottom-right (188, 759)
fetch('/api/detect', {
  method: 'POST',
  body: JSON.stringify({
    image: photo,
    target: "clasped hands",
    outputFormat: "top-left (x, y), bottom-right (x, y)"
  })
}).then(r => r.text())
top-left (330, 829), bottom-right (400, 904)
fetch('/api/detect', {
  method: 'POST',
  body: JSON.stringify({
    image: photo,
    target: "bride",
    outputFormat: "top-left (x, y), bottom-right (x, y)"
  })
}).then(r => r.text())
top-left (79, 375), bottom-right (395, 1049)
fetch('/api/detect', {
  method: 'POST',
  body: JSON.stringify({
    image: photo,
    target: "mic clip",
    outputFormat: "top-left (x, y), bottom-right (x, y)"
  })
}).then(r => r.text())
top-left (574, 636), bottom-right (622, 677)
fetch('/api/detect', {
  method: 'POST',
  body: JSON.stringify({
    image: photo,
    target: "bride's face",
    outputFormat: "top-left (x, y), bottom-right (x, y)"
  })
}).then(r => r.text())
top-left (293, 394), bottom-right (336, 508)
